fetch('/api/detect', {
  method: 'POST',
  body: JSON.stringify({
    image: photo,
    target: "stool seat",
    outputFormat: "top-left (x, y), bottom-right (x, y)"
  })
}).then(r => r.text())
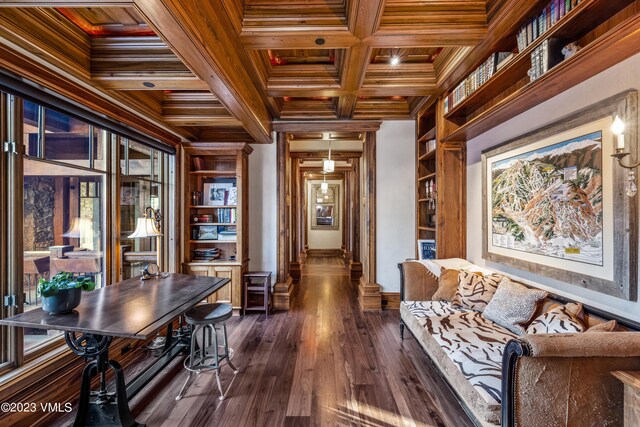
top-left (185, 303), bottom-right (233, 326)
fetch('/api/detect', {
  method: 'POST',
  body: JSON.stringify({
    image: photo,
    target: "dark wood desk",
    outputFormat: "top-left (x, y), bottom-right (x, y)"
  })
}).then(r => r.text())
top-left (0, 273), bottom-right (229, 427)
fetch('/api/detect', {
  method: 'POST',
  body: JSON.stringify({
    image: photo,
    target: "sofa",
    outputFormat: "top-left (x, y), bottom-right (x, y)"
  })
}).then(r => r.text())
top-left (399, 258), bottom-right (640, 427)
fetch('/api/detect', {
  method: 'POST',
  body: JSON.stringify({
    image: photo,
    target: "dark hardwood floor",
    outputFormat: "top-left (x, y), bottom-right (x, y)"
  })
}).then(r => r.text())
top-left (57, 257), bottom-right (473, 426)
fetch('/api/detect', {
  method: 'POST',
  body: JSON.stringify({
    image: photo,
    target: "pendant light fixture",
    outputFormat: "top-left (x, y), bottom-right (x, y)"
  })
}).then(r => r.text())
top-left (321, 173), bottom-right (328, 193)
top-left (322, 132), bottom-right (335, 173)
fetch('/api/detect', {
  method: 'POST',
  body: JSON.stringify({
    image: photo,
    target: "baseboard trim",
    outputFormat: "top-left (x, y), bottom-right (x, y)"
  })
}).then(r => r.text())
top-left (306, 249), bottom-right (343, 257)
top-left (381, 292), bottom-right (400, 310)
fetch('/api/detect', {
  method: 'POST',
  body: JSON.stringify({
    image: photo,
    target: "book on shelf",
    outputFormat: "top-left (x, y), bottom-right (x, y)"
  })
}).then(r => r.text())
top-left (192, 248), bottom-right (220, 261)
top-left (528, 38), bottom-right (564, 82)
top-left (444, 51), bottom-right (512, 113)
top-left (516, 0), bottom-right (580, 52)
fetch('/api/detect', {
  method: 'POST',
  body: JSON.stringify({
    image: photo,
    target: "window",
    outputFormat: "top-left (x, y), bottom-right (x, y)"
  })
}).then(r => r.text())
top-left (120, 140), bottom-right (169, 280)
top-left (0, 91), bottom-right (175, 372)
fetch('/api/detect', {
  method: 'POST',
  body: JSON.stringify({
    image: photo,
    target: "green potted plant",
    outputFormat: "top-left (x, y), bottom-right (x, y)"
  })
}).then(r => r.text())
top-left (38, 272), bottom-right (96, 315)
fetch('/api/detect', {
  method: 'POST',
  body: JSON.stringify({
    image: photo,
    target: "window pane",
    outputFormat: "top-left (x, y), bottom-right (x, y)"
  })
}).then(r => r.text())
top-left (23, 158), bottom-right (105, 354)
top-left (23, 100), bottom-right (40, 157)
top-left (128, 141), bottom-right (151, 177)
top-left (120, 179), bottom-right (161, 279)
top-left (94, 127), bottom-right (108, 171)
top-left (44, 109), bottom-right (91, 168)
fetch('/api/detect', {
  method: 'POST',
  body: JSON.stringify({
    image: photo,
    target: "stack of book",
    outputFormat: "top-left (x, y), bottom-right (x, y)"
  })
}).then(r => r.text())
top-left (516, 0), bottom-right (581, 52)
top-left (192, 248), bottom-right (220, 261)
top-left (444, 52), bottom-right (512, 113)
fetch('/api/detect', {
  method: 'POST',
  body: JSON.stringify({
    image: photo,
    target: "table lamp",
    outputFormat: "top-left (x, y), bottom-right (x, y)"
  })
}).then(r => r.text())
top-left (128, 206), bottom-right (162, 275)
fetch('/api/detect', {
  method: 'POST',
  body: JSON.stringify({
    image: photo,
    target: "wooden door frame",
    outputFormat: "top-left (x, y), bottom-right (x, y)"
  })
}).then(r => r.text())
top-left (274, 121), bottom-right (381, 310)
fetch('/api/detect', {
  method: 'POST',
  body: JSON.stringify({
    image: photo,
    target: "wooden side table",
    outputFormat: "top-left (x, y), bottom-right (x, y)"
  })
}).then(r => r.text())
top-left (612, 370), bottom-right (640, 427)
top-left (243, 271), bottom-right (272, 316)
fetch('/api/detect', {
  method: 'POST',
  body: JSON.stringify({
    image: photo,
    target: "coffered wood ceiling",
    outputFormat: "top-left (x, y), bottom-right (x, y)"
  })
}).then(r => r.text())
top-left (0, 0), bottom-right (529, 144)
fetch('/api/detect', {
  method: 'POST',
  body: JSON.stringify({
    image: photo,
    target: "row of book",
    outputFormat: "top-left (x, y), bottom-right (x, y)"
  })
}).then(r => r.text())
top-left (443, 52), bottom-right (513, 114)
top-left (214, 208), bottom-right (236, 224)
top-left (516, 0), bottom-right (581, 53)
top-left (528, 39), bottom-right (564, 82)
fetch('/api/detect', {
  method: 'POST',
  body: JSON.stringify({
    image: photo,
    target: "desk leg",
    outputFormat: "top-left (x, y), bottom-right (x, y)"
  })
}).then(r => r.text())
top-left (65, 333), bottom-right (142, 427)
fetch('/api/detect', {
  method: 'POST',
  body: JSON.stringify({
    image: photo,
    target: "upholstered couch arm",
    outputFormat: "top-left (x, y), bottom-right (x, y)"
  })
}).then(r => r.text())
top-left (398, 261), bottom-right (439, 302)
top-left (502, 333), bottom-right (640, 427)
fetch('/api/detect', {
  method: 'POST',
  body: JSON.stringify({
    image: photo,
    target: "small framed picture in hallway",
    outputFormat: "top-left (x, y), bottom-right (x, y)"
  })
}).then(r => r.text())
top-left (311, 183), bottom-right (339, 230)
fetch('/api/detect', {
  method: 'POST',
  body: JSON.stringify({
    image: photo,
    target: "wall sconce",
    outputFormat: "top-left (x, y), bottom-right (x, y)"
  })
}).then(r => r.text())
top-left (611, 115), bottom-right (638, 197)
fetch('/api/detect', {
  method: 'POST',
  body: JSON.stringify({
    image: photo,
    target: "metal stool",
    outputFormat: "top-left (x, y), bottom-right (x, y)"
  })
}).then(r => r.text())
top-left (175, 303), bottom-right (239, 401)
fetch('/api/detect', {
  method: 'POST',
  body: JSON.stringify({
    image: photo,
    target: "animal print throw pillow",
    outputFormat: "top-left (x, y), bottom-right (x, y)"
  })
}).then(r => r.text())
top-left (483, 277), bottom-right (548, 335)
top-left (526, 304), bottom-right (586, 334)
top-left (451, 271), bottom-right (503, 312)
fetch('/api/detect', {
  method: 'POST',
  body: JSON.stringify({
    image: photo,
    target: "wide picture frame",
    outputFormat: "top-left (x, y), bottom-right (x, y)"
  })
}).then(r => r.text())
top-left (482, 90), bottom-right (638, 301)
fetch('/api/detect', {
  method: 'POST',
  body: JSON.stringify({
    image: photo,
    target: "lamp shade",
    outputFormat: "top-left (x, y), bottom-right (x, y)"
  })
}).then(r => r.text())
top-left (128, 217), bottom-right (162, 238)
top-left (323, 159), bottom-right (335, 173)
top-left (63, 217), bottom-right (90, 238)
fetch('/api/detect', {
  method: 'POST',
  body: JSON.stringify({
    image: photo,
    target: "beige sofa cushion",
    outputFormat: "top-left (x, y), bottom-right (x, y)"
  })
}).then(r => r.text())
top-left (432, 268), bottom-right (461, 301)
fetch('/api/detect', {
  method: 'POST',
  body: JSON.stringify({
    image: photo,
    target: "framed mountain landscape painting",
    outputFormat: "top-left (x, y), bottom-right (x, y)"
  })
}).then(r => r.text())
top-left (482, 91), bottom-right (638, 301)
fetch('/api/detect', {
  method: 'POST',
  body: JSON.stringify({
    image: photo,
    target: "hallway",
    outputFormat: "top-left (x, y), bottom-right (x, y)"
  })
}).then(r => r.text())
top-left (58, 257), bottom-right (472, 426)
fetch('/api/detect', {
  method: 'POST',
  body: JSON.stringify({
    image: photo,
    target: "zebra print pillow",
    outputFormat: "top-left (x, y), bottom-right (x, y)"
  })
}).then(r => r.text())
top-left (451, 271), bottom-right (503, 312)
top-left (526, 304), bottom-right (586, 334)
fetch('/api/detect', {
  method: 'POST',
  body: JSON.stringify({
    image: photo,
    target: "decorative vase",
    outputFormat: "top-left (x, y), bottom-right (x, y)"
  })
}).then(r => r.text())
top-left (42, 287), bottom-right (82, 315)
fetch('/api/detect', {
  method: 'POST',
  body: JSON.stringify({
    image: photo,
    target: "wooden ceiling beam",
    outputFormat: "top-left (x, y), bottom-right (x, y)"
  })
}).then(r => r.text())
top-left (239, 30), bottom-right (359, 50)
top-left (367, 30), bottom-right (487, 47)
top-left (134, 0), bottom-right (273, 143)
top-left (0, 1), bottom-right (132, 5)
top-left (273, 120), bottom-right (381, 132)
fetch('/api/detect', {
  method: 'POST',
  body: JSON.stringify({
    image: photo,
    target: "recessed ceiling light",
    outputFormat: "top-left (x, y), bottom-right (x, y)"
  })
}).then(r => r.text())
top-left (315, 37), bottom-right (326, 46)
top-left (390, 56), bottom-right (400, 66)
top-left (143, 81), bottom-right (155, 88)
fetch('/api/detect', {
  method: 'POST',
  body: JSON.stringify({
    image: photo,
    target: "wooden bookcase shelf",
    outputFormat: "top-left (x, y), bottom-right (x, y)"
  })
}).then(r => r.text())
top-left (181, 142), bottom-right (253, 312)
top-left (443, 0), bottom-right (640, 142)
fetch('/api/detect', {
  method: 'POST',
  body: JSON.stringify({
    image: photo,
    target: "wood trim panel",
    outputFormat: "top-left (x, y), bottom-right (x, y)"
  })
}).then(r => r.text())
top-left (273, 120), bottom-right (381, 132)
top-left (133, 0), bottom-right (273, 144)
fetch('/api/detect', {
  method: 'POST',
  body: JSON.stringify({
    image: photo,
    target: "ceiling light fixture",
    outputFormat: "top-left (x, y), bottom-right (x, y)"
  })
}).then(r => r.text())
top-left (323, 136), bottom-right (335, 173)
top-left (315, 37), bottom-right (326, 46)
top-left (321, 173), bottom-right (328, 192)
top-left (390, 55), bottom-right (400, 66)
top-left (142, 81), bottom-right (155, 88)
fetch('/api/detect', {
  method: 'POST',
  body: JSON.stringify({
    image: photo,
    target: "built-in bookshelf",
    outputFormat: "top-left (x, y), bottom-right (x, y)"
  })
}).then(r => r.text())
top-left (416, 111), bottom-right (437, 256)
top-left (415, 103), bottom-right (467, 260)
top-left (181, 142), bottom-right (252, 311)
top-left (441, 0), bottom-right (639, 142)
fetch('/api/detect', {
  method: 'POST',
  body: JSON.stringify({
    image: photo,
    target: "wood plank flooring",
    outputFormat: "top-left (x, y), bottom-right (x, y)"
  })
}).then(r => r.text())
top-left (56, 257), bottom-right (473, 427)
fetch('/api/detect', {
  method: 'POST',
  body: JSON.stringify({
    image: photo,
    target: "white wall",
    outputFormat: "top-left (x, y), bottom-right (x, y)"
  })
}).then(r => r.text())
top-left (248, 142), bottom-right (277, 276)
top-left (307, 179), bottom-right (343, 249)
top-left (376, 120), bottom-right (416, 291)
top-left (467, 52), bottom-right (640, 322)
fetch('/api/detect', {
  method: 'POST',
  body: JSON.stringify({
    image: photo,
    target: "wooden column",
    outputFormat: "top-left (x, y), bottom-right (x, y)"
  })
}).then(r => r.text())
top-left (350, 156), bottom-right (362, 281)
top-left (358, 131), bottom-right (381, 310)
top-left (289, 158), bottom-right (301, 281)
top-left (273, 132), bottom-right (293, 310)
top-left (342, 164), bottom-right (352, 266)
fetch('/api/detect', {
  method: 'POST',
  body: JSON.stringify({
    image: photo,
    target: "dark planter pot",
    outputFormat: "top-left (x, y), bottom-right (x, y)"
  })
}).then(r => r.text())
top-left (42, 287), bottom-right (82, 315)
